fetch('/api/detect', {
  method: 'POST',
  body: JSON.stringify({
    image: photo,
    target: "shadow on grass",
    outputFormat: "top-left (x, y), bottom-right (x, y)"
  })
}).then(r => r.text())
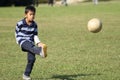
top-left (32, 73), bottom-right (101, 80)
top-left (51, 73), bottom-right (101, 80)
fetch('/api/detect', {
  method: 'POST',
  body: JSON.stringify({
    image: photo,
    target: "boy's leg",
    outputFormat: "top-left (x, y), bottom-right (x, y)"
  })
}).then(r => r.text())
top-left (61, 0), bottom-right (64, 4)
top-left (64, 0), bottom-right (67, 6)
top-left (21, 41), bottom-right (41, 55)
top-left (24, 52), bottom-right (36, 76)
top-left (21, 40), bottom-right (47, 58)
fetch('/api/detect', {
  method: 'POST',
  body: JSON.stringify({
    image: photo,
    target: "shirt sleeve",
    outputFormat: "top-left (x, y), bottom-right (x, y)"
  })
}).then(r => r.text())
top-left (34, 35), bottom-right (41, 44)
top-left (34, 24), bottom-right (38, 35)
top-left (34, 23), bottom-right (41, 44)
top-left (15, 23), bottom-right (20, 44)
top-left (15, 21), bottom-right (23, 44)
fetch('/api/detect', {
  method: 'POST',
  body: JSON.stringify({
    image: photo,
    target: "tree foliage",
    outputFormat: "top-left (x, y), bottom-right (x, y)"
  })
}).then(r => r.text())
top-left (0, 0), bottom-right (34, 6)
top-left (0, 0), bottom-right (111, 6)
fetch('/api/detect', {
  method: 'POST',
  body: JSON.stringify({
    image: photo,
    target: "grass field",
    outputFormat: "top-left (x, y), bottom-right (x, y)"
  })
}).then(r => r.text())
top-left (0, 1), bottom-right (120, 80)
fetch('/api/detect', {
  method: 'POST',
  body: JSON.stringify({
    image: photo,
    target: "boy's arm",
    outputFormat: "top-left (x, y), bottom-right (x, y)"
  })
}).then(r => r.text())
top-left (34, 35), bottom-right (45, 47)
top-left (34, 35), bottom-right (41, 45)
top-left (15, 23), bottom-right (21, 44)
top-left (34, 23), bottom-right (46, 47)
top-left (34, 24), bottom-right (41, 45)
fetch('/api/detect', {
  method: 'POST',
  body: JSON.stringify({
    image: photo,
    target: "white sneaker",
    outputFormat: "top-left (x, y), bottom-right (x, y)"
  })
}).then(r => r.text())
top-left (23, 74), bottom-right (31, 80)
top-left (39, 43), bottom-right (47, 58)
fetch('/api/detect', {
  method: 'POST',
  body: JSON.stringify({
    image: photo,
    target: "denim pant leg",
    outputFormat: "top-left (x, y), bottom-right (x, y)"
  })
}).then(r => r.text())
top-left (24, 52), bottom-right (36, 76)
top-left (21, 41), bottom-right (41, 55)
top-left (21, 41), bottom-right (41, 76)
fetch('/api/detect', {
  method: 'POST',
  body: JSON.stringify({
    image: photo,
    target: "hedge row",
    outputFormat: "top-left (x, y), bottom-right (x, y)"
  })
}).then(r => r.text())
top-left (0, 0), bottom-right (34, 6)
top-left (0, 0), bottom-right (111, 6)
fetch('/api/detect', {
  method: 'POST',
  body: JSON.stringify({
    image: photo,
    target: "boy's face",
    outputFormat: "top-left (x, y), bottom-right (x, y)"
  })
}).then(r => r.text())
top-left (25, 10), bottom-right (35, 22)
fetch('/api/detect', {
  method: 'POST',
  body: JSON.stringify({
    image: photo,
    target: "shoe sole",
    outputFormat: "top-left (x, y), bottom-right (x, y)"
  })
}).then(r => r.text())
top-left (23, 74), bottom-right (31, 80)
top-left (42, 44), bottom-right (47, 58)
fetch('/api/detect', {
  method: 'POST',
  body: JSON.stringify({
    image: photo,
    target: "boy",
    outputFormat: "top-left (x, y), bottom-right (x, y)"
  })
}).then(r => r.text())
top-left (61, 0), bottom-right (68, 6)
top-left (15, 6), bottom-right (47, 80)
top-left (93, 0), bottom-right (98, 5)
top-left (48, 0), bottom-right (54, 6)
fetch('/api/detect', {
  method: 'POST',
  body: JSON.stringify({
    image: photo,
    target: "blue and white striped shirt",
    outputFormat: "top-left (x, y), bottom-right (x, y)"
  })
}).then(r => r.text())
top-left (15, 18), bottom-right (38, 46)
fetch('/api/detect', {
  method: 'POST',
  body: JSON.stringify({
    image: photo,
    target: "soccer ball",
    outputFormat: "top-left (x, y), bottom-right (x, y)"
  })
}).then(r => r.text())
top-left (87, 18), bottom-right (102, 33)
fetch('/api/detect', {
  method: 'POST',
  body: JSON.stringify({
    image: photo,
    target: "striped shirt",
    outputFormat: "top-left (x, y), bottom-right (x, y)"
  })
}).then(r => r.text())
top-left (15, 18), bottom-right (38, 46)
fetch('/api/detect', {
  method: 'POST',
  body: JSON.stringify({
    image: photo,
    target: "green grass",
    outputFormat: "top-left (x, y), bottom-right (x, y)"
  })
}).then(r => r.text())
top-left (0, 1), bottom-right (120, 80)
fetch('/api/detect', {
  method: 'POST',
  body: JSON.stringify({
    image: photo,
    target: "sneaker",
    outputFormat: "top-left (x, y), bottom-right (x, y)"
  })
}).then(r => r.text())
top-left (39, 43), bottom-right (47, 58)
top-left (23, 74), bottom-right (31, 80)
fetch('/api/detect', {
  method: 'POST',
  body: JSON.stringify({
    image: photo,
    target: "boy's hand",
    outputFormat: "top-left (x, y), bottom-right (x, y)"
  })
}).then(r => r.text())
top-left (37, 42), bottom-right (43, 47)
top-left (37, 42), bottom-right (47, 48)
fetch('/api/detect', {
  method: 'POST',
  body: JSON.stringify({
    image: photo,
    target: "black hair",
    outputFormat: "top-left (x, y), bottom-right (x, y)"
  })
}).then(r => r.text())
top-left (25, 6), bottom-right (36, 14)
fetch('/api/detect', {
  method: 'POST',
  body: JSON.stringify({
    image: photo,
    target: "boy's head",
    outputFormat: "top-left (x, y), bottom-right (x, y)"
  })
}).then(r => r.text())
top-left (25, 6), bottom-right (36, 22)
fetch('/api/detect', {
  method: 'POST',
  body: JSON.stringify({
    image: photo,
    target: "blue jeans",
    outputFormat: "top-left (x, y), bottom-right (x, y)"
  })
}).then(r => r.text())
top-left (21, 41), bottom-right (41, 76)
